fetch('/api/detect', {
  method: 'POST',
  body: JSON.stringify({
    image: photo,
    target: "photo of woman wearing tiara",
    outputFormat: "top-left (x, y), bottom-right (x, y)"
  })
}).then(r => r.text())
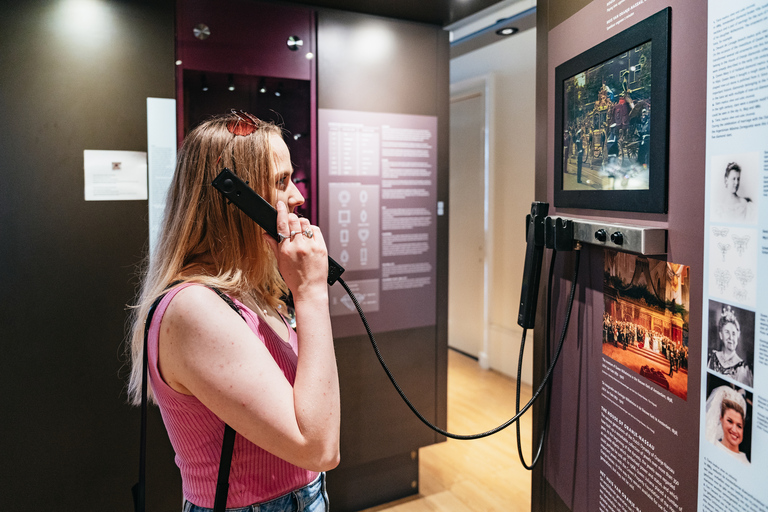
top-left (707, 301), bottom-right (754, 387)
top-left (704, 374), bottom-right (752, 465)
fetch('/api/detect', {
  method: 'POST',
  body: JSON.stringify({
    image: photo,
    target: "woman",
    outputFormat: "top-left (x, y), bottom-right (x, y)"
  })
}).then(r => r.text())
top-left (707, 305), bottom-right (753, 386)
top-left (127, 111), bottom-right (340, 511)
top-left (717, 398), bottom-right (750, 464)
top-left (715, 162), bottom-right (755, 223)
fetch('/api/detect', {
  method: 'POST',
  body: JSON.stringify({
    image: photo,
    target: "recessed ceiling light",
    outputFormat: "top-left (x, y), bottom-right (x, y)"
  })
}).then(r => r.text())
top-left (496, 27), bottom-right (519, 36)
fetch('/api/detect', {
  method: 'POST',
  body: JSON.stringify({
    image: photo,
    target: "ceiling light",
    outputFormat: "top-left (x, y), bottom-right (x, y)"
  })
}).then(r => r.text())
top-left (55, 0), bottom-right (112, 40)
top-left (496, 27), bottom-right (518, 36)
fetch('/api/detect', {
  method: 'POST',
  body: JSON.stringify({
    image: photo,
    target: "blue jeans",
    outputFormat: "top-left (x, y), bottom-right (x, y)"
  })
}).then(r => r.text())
top-left (182, 473), bottom-right (328, 512)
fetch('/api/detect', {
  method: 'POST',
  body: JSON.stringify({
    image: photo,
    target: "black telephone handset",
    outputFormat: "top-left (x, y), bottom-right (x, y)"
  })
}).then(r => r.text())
top-left (211, 168), bottom-right (345, 286)
top-left (517, 201), bottom-right (549, 329)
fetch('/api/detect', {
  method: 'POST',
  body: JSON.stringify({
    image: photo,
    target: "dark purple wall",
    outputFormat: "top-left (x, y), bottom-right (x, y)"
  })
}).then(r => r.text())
top-left (533, 1), bottom-right (708, 510)
top-left (175, 0), bottom-right (314, 80)
top-left (175, 0), bottom-right (318, 220)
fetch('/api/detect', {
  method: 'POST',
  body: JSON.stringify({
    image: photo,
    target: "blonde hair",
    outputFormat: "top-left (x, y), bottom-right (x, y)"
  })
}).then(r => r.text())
top-left (126, 113), bottom-right (288, 405)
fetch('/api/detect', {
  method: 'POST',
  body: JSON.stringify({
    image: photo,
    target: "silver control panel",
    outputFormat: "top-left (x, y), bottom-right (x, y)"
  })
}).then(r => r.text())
top-left (554, 216), bottom-right (667, 255)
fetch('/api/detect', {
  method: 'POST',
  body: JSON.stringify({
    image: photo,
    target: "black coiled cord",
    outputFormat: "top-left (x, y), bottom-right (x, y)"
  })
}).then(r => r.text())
top-left (337, 247), bottom-right (580, 441)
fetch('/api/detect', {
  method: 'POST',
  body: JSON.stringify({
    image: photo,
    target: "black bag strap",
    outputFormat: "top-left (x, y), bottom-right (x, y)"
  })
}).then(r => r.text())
top-left (134, 284), bottom-right (242, 512)
top-left (209, 288), bottom-right (240, 512)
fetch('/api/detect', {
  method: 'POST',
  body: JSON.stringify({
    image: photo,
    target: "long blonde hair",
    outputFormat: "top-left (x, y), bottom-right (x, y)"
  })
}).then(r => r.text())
top-left (126, 113), bottom-right (288, 405)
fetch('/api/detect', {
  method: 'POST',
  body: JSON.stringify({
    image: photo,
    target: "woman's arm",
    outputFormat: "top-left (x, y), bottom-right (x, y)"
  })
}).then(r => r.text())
top-left (159, 286), bottom-right (340, 472)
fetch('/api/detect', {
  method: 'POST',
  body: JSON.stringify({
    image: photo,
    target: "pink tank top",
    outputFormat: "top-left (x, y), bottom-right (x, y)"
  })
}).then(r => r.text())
top-left (147, 283), bottom-right (317, 508)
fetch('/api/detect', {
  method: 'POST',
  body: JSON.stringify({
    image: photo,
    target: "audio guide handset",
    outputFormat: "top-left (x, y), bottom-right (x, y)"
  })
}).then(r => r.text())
top-left (212, 168), bottom-right (345, 286)
top-left (518, 202), bottom-right (549, 329)
top-left (213, 172), bottom-right (581, 461)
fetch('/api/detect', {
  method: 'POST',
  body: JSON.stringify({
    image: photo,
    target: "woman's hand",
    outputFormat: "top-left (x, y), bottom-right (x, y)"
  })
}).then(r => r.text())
top-left (264, 201), bottom-right (329, 301)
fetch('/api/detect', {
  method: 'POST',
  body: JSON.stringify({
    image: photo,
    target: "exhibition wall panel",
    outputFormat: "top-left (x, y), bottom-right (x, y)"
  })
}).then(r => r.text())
top-left (317, 10), bottom-right (450, 511)
top-left (532, 0), bottom-right (709, 510)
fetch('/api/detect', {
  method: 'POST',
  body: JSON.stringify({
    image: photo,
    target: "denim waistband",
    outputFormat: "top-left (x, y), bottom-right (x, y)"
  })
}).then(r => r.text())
top-left (182, 473), bottom-right (327, 512)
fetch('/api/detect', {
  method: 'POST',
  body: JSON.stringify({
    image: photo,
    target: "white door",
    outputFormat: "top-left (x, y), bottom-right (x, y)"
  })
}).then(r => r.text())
top-left (448, 90), bottom-right (486, 357)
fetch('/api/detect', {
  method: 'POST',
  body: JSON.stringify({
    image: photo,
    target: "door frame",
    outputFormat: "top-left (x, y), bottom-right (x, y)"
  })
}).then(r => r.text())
top-left (449, 74), bottom-right (496, 369)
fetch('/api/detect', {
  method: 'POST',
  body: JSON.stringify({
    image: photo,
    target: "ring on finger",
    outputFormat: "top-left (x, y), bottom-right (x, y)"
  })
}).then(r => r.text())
top-left (303, 229), bottom-right (314, 239)
top-left (277, 233), bottom-right (289, 243)
top-left (290, 230), bottom-right (302, 240)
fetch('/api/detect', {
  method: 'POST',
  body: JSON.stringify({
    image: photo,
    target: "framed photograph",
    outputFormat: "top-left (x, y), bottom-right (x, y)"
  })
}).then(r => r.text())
top-left (554, 7), bottom-right (670, 213)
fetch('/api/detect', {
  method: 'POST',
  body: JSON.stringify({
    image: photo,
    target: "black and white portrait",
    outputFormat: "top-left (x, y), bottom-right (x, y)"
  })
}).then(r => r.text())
top-left (706, 300), bottom-right (754, 387)
top-left (710, 152), bottom-right (759, 225)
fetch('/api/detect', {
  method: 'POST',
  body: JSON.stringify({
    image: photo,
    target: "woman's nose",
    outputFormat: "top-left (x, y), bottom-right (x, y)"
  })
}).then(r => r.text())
top-left (287, 180), bottom-right (305, 209)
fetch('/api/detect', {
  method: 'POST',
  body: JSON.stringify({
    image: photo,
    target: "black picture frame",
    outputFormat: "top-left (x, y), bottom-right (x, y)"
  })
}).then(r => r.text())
top-left (554, 7), bottom-right (670, 213)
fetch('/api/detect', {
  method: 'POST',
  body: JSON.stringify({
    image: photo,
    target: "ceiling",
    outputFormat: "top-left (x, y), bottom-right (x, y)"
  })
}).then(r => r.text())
top-left (282, 0), bottom-right (505, 27)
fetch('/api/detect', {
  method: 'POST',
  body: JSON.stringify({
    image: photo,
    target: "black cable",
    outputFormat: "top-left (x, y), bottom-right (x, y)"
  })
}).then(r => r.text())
top-left (516, 249), bottom-right (580, 469)
top-left (337, 249), bottom-right (580, 440)
top-left (515, 250), bottom-right (555, 469)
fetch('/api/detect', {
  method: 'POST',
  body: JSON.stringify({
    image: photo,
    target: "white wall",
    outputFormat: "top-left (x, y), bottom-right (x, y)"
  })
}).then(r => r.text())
top-left (450, 26), bottom-right (537, 385)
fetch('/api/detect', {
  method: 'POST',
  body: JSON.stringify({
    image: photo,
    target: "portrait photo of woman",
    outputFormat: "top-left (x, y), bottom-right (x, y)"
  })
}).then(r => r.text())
top-left (704, 374), bottom-right (752, 465)
top-left (711, 153), bottom-right (759, 225)
top-left (707, 301), bottom-right (754, 387)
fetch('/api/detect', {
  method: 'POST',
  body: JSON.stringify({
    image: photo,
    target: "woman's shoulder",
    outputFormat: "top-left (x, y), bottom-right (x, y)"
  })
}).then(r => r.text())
top-left (163, 284), bottom-right (243, 333)
top-left (707, 350), bottom-right (723, 370)
top-left (164, 282), bottom-right (219, 307)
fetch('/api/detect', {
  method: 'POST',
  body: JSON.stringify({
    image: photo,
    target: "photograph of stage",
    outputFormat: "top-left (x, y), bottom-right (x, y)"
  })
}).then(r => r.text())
top-left (603, 251), bottom-right (690, 400)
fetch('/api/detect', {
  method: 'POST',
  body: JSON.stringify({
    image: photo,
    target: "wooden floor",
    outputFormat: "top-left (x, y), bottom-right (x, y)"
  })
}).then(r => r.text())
top-left (361, 349), bottom-right (534, 512)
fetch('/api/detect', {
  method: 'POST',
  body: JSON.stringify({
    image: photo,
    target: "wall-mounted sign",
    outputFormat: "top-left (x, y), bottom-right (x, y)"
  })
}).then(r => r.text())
top-left (601, 252), bottom-right (692, 512)
top-left (699, 0), bottom-right (768, 509)
top-left (319, 109), bottom-right (438, 338)
top-left (83, 150), bottom-right (147, 201)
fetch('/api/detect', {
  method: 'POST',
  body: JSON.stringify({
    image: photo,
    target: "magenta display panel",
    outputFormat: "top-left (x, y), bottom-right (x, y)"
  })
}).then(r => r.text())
top-left (319, 109), bottom-right (438, 338)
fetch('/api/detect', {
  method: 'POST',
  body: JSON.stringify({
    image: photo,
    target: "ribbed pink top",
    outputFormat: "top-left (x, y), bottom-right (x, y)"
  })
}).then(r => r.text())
top-left (147, 283), bottom-right (317, 508)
